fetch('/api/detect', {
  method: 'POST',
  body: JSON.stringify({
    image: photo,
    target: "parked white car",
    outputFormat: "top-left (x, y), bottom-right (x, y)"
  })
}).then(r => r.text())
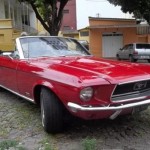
top-left (116, 43), bottom-right (150, 62)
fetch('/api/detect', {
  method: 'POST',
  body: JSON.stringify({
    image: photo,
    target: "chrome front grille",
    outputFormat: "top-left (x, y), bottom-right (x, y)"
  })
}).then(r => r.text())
top-left (111, 80), bottom-right (150, 102)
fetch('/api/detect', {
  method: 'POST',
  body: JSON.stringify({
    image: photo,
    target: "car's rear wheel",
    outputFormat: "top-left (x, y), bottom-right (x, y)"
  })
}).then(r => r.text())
top-left (116, 54), bottom-right (121, 60)
top-left (129, 55), bottom-right (137, 62)
top-left (40, 87), bottom-right (63, 133)
top-left (147, 59), bottom-right (150, 63)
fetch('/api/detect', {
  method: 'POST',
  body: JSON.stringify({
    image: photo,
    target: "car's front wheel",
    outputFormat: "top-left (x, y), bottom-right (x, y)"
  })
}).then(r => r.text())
top-left (40, 87), bottom-right (63, 133)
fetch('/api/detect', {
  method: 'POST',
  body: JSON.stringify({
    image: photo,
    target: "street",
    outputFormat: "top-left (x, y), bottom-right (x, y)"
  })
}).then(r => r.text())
top-left (1, 74), bottom-right (150, 150)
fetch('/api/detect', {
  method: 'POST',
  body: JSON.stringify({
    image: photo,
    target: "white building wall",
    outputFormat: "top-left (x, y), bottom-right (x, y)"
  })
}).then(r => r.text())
top-left (0, 0), bottom-right (37, 33)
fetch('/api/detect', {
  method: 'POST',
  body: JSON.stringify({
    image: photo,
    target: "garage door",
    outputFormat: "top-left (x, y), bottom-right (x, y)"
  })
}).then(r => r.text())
top-left (102, 33), bottom-right (123, 58)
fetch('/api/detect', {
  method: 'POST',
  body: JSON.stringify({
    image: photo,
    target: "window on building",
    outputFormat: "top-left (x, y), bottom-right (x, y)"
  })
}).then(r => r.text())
top-left (63, 9), bottom-right (69, 14)
top-left (4, 1), bottom-right (9, 19)
top-left (80, 31), bottom-right (89, 37)
top-left (4, 1), bottom-right (14, 19)
top-left (22, 14), bottom-right (30, 26)
top-left (14, 6), bottom-right (19, 25)
top-left (137, 26), bottom-right (150, 35)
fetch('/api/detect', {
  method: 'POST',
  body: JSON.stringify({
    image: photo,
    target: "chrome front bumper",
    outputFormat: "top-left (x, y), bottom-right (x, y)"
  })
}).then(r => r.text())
top-left (67, 99), bottom-right (150, 112)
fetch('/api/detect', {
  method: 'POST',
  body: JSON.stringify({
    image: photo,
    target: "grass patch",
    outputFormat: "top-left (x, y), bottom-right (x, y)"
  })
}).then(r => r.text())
top-left (0, 128), bottom-right (9, 138)
top-left (82, 137), bottom-right (97, 150)
top-left (0, 140), bottom-right (17, 150)
top-left (42, 143), bottom-right (54, 150)
top-left (14, 104), bottom-right (41, 128)
top-left (0, 140), bottom-right (26, 150)
top-left (39, 137), bottom-right (55, 150)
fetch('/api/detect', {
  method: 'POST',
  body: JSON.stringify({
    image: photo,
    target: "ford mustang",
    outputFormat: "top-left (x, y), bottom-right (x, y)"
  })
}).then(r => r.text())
top-left (1, 36), bottom-right (150, 133)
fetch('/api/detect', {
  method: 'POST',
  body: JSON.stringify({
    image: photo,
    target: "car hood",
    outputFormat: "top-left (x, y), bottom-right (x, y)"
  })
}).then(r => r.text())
top-left (31, 56), bottom-right (150, 84)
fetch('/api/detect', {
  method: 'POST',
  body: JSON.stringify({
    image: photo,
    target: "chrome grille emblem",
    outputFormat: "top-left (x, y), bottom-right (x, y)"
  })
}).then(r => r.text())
top-left (133, 81), bottom-right (147, 90)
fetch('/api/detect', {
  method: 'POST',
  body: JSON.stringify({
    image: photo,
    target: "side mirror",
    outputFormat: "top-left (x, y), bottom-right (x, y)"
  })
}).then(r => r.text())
top-left (10, 51), bottom-right (20, 59)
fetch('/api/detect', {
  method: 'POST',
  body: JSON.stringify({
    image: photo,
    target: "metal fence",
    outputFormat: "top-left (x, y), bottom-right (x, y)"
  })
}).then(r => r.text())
top-left (13, 23), bottom-right (38, 34)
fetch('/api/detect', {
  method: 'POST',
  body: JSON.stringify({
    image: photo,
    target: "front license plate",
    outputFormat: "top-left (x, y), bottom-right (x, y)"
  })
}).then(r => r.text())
top-left (132, 105), bottom-right (149, 114)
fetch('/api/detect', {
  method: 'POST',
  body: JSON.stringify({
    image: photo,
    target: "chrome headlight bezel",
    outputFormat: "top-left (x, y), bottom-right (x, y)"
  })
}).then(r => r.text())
top-left (80, 87), bottom-right (94, 101)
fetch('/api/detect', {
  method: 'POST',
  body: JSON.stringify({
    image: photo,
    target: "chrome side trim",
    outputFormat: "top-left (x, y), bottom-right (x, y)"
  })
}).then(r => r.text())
top-left (68, 99), bottom-right (150, 111)
top-left (0, 85), bottom-right (34, 103)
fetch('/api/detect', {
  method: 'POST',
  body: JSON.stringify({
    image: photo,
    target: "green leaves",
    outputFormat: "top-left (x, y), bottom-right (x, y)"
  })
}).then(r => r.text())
top-left (107, 0), bottom-right (150, 24)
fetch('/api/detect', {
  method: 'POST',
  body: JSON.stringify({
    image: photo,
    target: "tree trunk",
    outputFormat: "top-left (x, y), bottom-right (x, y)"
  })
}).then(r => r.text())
top-left (27, 0), bottom-right (69, 36)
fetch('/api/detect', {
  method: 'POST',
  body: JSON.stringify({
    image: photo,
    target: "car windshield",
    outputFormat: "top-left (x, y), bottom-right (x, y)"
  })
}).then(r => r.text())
top-left (136, 44), bottom-right (150, 49)
top-left (19, 37), bottom-right (90, 58)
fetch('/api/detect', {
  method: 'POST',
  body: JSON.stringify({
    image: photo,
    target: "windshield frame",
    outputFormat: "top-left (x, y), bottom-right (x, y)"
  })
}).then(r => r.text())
top-left (17, 36), bottom-right (91, 59)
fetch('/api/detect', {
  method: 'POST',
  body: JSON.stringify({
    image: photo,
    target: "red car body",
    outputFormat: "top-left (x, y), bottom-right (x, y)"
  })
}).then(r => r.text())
top-left (0, 36), bottom-right (150, 133)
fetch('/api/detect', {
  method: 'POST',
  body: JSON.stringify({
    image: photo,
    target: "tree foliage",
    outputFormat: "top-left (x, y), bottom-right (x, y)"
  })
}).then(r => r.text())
top-left (19, 0), bottom-right (69, 35)
top-left (107, 0), bottom-right (150, 24)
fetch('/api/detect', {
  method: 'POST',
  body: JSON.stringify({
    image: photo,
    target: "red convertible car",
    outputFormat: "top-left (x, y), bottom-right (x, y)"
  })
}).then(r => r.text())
top-left (1, 36), bottom-right (150, 133)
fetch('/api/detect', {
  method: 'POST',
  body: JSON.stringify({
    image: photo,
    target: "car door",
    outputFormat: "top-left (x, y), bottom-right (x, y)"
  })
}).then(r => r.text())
top-left (16, 60), bottom-right (39, 100)
top-left (126, 44), bottom-right (133, 59)
top-left (119, 45), bottom-right (128, 59)
top-left (0, 54), bottom-right (19, 92)
top-left (123, 45), bottom-right (131, 59)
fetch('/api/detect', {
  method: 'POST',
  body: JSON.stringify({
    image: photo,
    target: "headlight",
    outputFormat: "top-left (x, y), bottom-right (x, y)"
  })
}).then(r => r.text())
top-left (80, 87), bottom-right (93, 101)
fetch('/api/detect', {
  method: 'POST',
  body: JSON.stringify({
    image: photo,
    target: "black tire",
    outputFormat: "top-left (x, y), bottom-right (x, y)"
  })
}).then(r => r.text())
top-left (129, 55), bottom-right (136, 62)
top-left (40, 87), bottom-right (63, 133)
top-left (147, 59), bottom-right (150, 63)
